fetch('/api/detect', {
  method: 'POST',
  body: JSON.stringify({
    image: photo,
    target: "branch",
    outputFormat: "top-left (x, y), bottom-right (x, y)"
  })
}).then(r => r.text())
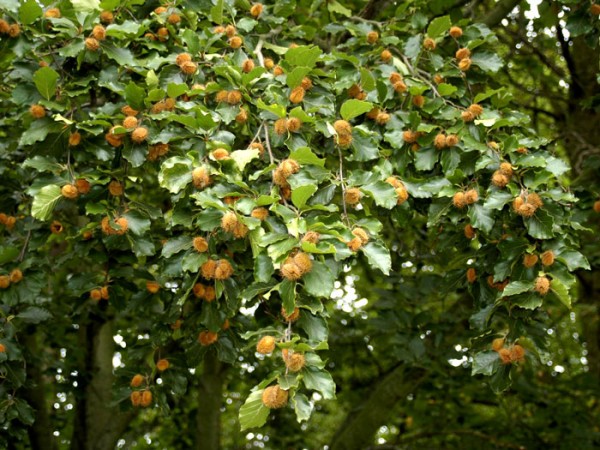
top-left (481, 0), bottom-right (522, 27)
top-left (556, 20), bottom-right (582, 99)
top-left (499, 29), bottom-right (565, 78)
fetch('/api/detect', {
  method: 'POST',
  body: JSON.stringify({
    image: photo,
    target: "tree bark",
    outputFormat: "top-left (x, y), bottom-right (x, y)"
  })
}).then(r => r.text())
top-left (329, 365), bottom-right (427, 450)
top-left (481, 0), bottom-right (522, 27)
top-left (195, 349), bottom-right (225, 450)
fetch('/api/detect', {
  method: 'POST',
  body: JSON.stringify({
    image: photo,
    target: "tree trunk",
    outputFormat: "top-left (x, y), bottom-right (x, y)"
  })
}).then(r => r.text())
top-left (329, 366), bottom-right (427, 450)
top-left (195, 349), bottom-right (224, 450)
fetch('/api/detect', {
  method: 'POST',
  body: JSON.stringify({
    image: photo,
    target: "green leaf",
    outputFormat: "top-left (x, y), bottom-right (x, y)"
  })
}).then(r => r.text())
top-left (285, 45), bottom-right (322, 68)
top-left (340, 99), bottom-right (373, 120)
top-left (286, 67), bottom-right (312, 89)
top-left (437, 83), bottom-right (457, 96)
top-left (280, 280), bottom-right (296, 315)
top-left (31, 184), bottom-right (62, 221)
top-left (472, 351), bottom-right (499, 376)
top-left (210, 0), bottom-right (224, 24)
top-left (167, 83), bottom-right (188, 99)
top-left (550, 278), bottom-right (571, 308)
top-left (360, 68), bottom-right (376, 91)
top-left (502, 281), bottom-right (532, 297)
top-left (17, 307), bottom-right (52, 324)
top-left (33, 67), bottom-right (59, 100)
top-left (289, 147), bottom-right (325, 167)
top-left (230, 149), bottom-right (260, 171)
top-left (483, 191), bottom-right (513, 210)
top-left (297, 312), bottom-right (328, 342)
top-left (124, 82), bottom-right (145, 111)
top-left (468, 204), bottom-right (494, 233)
top-left (22, 156), bottom-right (63, 173)
top-left (292, 393), bottom-right (313, 423)
top-left (162, 236), bottom-right (192, 258)
top-left (327, 0), bottom-right (351, 17)
top-left (256, 99), bottom-right (286, 118)
top-left (471, 52), bottom-right (503, 73)
top-left (427, 15), bottom-right (451, 39)
top-left (159, 157), bottom-right (193, 194)
top-left (524, 209), bottom-right (554, 239)
top-left (14, 399), bottom-right (35, 426)
top-left (122, 210), bottom-right (151, 236)
top-left (361, 242), bottom-right (391, 275)
top-left (292, 185), bottom-right (318, 209)
top-left (302, 368), bottom-right (335, 399)
top-left (558, 251), bottom-right (590, 271)
top-left (19, 0), bottom-right (42, 25)
top-left (302, 261), bottom-right (334, 298)
top-left (239, 390), bottom-right (270, 431)
top-left (0, 247), bottom-right (19, 265)
top-left (71, 0), bottom-right (101, 12)
top-left (103, 45), bottom-right (136, 66)
top-left (254, 254), bottom-right (274, 282)
top-left (362, 181), bottom-right (398, 209)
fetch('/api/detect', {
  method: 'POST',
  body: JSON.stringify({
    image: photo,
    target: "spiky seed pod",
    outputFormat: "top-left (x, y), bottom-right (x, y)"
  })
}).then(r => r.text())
top-left (224, 24), bottom-right (236, 37)
top-left (461, 110), bottom-right (475, 122)
top-left (499, 162), bottom-right (513, 176)
top-left (468, 104), bottom-right (483, 117)
top-left (263, 58), bottom-right (275, 69)
top-left (273, 65), bottom-right (284, 76)
top-left (367, 108), bottom-right (380, 120)
top-left (130, 374), bottom-right (144, 387)
top-left (242, 59), bottom-right (255, 73)
top-left (7, 24), bottom-right (20, 38)
top-left (293, 252), bottom-right (313, 274)
top-left (347, 237), bottom-right (363, 252)
top-left (98, 286), bottom-right (108, 300)
top-left (423, 37), bottom-right (436, 50)
top-left (512, 196), bottom-right (524, 212)
top-left (192, 167), bottom-right (211, 189)
top-left (198, 330), bottom-right (218, 346)
top-left (232, 222), bottom-right (249, 239)
top-left (286, 117), bottom-right (302, 132)
top-left (221, 318), bottom-right (230, 330)
top-left (250, 3), bottom-right (263, 17)
top-left (249, 142), bottom-right (264, 155)
top-left (280, 159), bottom-right (300, 177)
top-left (9, 269), bottom-right (23, 284)
top-left (375, 112), bottom-right (390, 125)
top-left (302, 231), bottom-right (320, 244)
top-left (213, 25), bottom-right (225, 33)
top-left (433, 74), bottom-right (444, 84)
top-left (510, 344), bottom-right (526, 363)
top-left (465, 189), bottom-right (479, 204)
top-left (154, 6), bottom-right (167, 14)
top-left (289, 86), bottom-right (305, 104)
top-left (92, 25), bottom-right (106, 40)
top-left (251, 207), bottom-right (269, 220)
top-left (348, 84), bottom-right (362, 99)
top-left (131, 127), bottom-right (148, 143)
top-left (123, 116), bottom-right (138, 129)
top-left (262, 385), bottom-right (288, 409)
top-left (156, 27), bottom-right (169, 41)
top-left (534, 276), bottom-right (550, 295)
top-left (140, 390), bottom-right (153, 407)
top-left (591, 4), bottom-right (600, 15)
top-left (398, 80), bottom-right (411, 94)
top-left (61, 184), bottom-right (79, 199)
top-left (381, 49), bottom-right (392, 62)
top-left (523, 254), bottom-right (538, 268)
top-left (458, 58), bottom-right (472, 71)
top-left (492, 171), bottom-right (509, 188)
top-left (286, 353), bottom-right (305, 372)
top-left (85, 37), bottom-right (100, 51)
top-left (193, 283), bottom-right (206, 299)
top-left (176, 53), bottom-right (191, 66)
top-left (69, 131), bottom-right (82, 146)
top-left (389, 72), bottom-right (402, 84)
top-left (518, 203), bottom-right (537, 217)
top-left (221, 211), bottom-right (238, 233)
top-left (156, 359), bottom-right (169, 371)
top-left (146, 281), bottom-right (160, 294)
top-left (395, 185), bottom-right (409, 205)
top-left (215, 90), bottom-right (228, 103)
top-left (434, 133), bottom-right (447, 149)
top-left (201, 260), bottom-right (217, 279)
top-left (214, 259), bottom-right (234, 280)
top-left (352, 228), bottom-right (369, 245)
top-left (0, 19), bottom-right (8, 34)
top-left (272, 168), bottom-right (288, 187)
top-left (466, 268), bottom-right (477, 284)
top-left (464, 224), bottom-right (475, 239)
top-left (281, 262), bottom-right (302, 280)
top-left (50, 221), bottom-right (63, 234)
top-left (257, 336), bottom-right (276, 354)
top-left (337, 134), bottom-right (353, 148)
top-left (130, 391), bottom-right (142, 407)
top-left (298, 78), bottom-right (313, 91)
top-left (45, 8), bottom-right (61, 18)
top-left (498, 348), bottom-right (512, 364)
top-left (527, 193), bottom-right (543, 209)
top-left (456, 48), bottom-right (471, 60)
top-left (4, 216), bottom-right (16, 230)
top-left (541, 250), bottom-right (555, 267)
top-left (205, 286), bottom-right (216, 301)
top-left (30, 104), bottom-right (46, 119)
top-left (445, 134), bottom-right (459, 147)
top-left (226, 90), bottom-right (242, 104)
top-left (108, 180), bottom-right (123, 196)
top-left (492, 338), bottom-right (504, 352)
top-left (212, 148), bottom-right (230, 160)
top-left (453, 192), bottom-right (467, 209)
top-left (180, 61), bottom-right (197, 75)
top-left (403, 130), bottom-right (419, 144)
top-left (385, 177), bottom-right (402, 188)
top-left (229, 35), bottom-right (243, 48)
top-left (167, 13), bottom-right (181, 24)
top-left (282, 307), bottom-right (300, 322)
top-left (333, 120), bottom-right (352, 136)
top-left (100, 10), bottom-right (114, 24)
top-left (274, 118), bottom-right (288, 135)
top-left (0, 276), bottom-right (10, 289)
top-left (366, 31), bottom-right (379, 43)
top-left (449, 26), bottom-right (463, 38)
top-left (345, 188), bottom-right (362, 205)
top-left (192, 236), bottom-right (208, 253)
top-left (412, 95), bottom-right (425, 108)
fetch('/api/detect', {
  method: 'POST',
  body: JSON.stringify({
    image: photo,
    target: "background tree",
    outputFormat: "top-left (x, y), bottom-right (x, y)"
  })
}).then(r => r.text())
top-left (0, 0), bottom-right (598, 449)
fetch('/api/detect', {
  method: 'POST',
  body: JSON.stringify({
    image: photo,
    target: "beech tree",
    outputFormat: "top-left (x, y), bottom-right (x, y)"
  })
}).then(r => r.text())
top-left (0, 0), bottom-right (598, 449)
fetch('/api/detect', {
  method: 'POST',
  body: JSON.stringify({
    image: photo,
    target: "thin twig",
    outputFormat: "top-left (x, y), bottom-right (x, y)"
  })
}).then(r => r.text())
top-left (338, 146), bottom-right (349, 224)
top-left (263, 125), bottom-right (275, 165)
top-left (18, 230), bottom-right (32, 263)
top-left (254, 38), bottom-right (265, 68)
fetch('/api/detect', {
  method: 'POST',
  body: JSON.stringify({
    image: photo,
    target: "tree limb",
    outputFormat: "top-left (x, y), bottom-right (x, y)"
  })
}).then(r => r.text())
top-left (481, 0), bottom-right (522, 27)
